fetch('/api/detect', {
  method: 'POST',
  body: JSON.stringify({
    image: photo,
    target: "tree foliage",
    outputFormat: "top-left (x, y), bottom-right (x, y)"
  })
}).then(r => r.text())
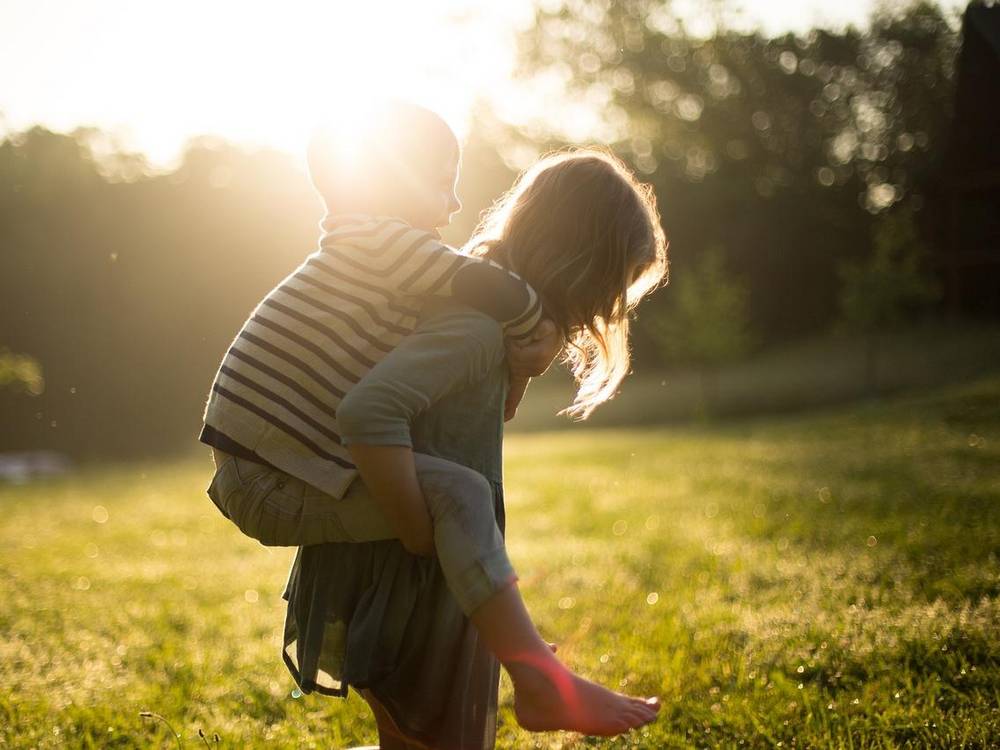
top-left (513, 0), bottom-right (959, 342)
top-left (0, 127), bottom-right (322, 458)
top-left (0, 123), bottom-right (521, 460)
top-left (0, 349), bottom-right (44, 395)
top-left (838, 207), bottom-right (938, 334)
top-left (0, 3), bottom-right (976, 458)
top-left (838, 206), bottom-right (939, 392)
top-left (649, 247), bottom-right (752, 366)
top-left (647, 247), bottom-right (752, 415)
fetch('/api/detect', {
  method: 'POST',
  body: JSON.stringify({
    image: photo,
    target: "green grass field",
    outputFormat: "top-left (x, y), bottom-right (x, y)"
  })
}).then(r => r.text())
top-left (2, 376), bottom-right (999, 749)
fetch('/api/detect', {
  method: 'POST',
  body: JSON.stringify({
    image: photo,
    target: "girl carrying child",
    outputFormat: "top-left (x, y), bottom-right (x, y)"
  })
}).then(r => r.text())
top-left (201, 103), bottom-right (669, 747)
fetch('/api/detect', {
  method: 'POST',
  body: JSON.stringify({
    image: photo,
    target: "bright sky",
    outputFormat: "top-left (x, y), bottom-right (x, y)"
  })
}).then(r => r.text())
top-left (0, 0), bottom-right (966, 168)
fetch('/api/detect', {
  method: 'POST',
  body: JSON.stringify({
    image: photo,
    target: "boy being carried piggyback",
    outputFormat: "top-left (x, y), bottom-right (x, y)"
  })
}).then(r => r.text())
top-left (200, 100), bottom-right (560, 565)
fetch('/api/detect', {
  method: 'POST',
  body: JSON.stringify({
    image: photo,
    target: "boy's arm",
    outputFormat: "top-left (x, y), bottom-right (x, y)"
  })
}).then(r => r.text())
top-left (321, 216), bottom-right (542, 341)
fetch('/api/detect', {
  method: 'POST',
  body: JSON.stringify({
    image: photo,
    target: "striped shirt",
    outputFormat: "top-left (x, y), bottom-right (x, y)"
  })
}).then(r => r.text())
top-left (199, 214), bottom-right (541, 499)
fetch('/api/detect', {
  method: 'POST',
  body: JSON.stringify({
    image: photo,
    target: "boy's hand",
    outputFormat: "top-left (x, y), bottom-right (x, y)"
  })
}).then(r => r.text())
top-left (506, 319), bottom-right (561, 378)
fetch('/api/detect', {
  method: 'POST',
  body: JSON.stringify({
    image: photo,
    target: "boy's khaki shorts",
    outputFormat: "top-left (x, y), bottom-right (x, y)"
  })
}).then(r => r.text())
top-left (207, 453), bottom-right (396, 546)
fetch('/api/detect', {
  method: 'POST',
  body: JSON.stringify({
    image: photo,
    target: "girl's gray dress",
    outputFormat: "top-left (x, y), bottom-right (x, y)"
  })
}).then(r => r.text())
top-left (281, 302), bottom-right (509, 750)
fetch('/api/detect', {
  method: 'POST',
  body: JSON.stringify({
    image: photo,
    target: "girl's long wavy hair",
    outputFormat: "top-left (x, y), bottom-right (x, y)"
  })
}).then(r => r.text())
top-left (466, 149), bottom-right (669, 419)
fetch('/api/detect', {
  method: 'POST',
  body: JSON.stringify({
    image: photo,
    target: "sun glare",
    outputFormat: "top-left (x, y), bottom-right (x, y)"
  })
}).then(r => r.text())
top-left (0, 0), bottom-right (525, 168)
top-left (173, 2), bottom-right (489, 168)
top-left (310, 97), bottom-right (388, 172)
top-left (2, 0), bottom-right (966, 169)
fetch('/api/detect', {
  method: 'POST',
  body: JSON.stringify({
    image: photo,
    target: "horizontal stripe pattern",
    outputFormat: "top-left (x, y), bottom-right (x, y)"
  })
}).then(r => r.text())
top-left (203, 214), bottom-right (543, 500)
top-left (506, 293), bottom-right (544, 340)
top-left (218, 365), bottom-right (343, 444)
top-left (236, 330), bottom-right (346, 400)
top-left (225, 346), bottom-right (340, 417)
top-left (291, 270), bottom-right (412, 335)
top-left (306, 255), bottom-right (422, 319)
top-left (211, 383), bottom-right (354, 469)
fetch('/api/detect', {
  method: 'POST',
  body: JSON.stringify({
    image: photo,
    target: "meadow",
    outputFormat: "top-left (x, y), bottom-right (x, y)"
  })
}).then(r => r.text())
top-left (1, 375), bottom-right (998, 748)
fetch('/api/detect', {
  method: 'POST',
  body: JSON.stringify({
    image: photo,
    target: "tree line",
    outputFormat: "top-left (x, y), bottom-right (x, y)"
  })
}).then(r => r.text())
top-left (0, 1), bottom-right (983, 460)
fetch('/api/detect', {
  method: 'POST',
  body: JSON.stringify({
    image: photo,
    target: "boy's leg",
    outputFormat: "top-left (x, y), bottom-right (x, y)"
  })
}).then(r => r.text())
top-left (207, 454), bottom-right (395, 546)
top-left (408, 455), bottom-right (661, 736)
top-left (410, 453), bottom-right (517, 616)
top-left (299, 451), bottom-right (515, 616)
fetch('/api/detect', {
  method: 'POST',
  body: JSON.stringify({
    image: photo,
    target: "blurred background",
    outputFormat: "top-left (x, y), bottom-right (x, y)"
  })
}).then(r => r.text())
top-left (2, 0), bottom-right (999, 469)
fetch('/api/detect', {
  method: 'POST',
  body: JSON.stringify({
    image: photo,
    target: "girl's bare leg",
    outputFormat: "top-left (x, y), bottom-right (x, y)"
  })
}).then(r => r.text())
top-left (357, 688), bottom-right (432, 750)
top-left (468, 582), bottom-right (660, 737)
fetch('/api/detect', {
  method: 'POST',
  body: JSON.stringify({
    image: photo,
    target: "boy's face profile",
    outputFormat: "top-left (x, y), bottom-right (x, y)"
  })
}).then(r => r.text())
top-left (404, 147), bottom-right (462, 233)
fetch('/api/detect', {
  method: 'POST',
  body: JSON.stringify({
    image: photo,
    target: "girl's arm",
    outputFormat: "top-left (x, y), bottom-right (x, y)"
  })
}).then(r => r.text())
top-left (321, 216), bottom-right (542, 342)
top-left (335, 302), bottom-right (505, 556)
top-left (346, 444), bottom-right (435, 556)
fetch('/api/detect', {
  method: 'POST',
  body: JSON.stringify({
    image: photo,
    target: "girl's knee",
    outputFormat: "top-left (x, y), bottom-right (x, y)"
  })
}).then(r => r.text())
top-left (413, 454), bottom-right (493, 508)
top-left (413, 457), bottom-right (497, 543)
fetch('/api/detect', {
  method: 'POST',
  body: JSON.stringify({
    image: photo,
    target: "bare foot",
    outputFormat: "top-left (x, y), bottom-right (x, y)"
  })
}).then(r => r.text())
top-left (509, 655), bottom-right (660, 736)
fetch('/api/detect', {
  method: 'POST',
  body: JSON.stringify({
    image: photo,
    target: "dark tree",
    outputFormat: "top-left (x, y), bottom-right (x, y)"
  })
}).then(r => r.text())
top-left (511, 0), bottom-right (959, 343)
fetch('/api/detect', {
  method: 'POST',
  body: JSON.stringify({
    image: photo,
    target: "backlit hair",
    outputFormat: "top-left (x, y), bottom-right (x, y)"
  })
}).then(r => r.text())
top-left (467, 149), bottom-right (669, 419)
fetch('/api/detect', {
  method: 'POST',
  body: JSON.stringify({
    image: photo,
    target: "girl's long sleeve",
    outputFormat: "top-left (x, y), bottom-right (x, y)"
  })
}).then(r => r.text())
top-left (335, 302), bottom-right (505, 447)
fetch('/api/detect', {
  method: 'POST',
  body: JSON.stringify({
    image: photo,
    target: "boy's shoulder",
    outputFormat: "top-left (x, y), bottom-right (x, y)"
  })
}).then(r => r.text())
top-left (418, 299), bottom-right (503, 351)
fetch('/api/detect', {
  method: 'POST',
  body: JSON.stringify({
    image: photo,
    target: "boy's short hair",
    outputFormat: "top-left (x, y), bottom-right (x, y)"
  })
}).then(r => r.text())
top-left (307, 100), bottom-right (458, 215)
